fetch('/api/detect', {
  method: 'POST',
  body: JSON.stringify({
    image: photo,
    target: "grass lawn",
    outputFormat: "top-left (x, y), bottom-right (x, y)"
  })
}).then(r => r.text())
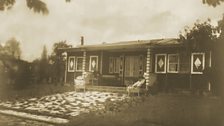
top-left (67, 94), bottom-right (223, 126)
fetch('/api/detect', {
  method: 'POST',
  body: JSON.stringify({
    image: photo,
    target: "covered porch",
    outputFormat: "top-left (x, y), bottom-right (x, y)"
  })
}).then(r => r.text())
top-left (61, 38), bottom-right (212, 93)
top-left (63, 40), bottom-right (152, 87)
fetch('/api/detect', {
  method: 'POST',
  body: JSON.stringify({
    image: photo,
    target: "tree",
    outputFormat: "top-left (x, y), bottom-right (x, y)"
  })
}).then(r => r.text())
top-left (41, 45), bottom-right (48, 61)
top-left (179, 19), bottom-right (224, 97)
top-left (217, 14), bottom-right (224, 40)
top-left (52, 40), bottom-right (72, 56)
top-left (3, 37), bottom-right (22, 59)
top-left (1, 0), bottom-right (223, 15)
top-left (202, 0), bottom-right (224, 104)
top-left (179, 20), bottom-right (219, 93)
top-left (0, 44), bottom-right (3, 54)
top-left (0, 0), bottom-right (70, 15)
top-left (48, 40), bottom-right (72, 84)
top-left (179, 20), bottom-right (217, 51)
top-left (39, 45), bottom-right (48, 83)
top-left (213, 15), bottom-right (224, 97)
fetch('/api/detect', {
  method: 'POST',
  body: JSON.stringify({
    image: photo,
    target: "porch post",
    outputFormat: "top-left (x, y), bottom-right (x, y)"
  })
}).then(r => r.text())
top-left (208, 51), bottom-right (212, 91)
top-left (64, 57), bottom-right (67, 84)
top-left (82, 51), bottom-right (86, 75)
top-left (145, 48), bottom-right (151, 88)
top-left (62, 52), bottom-right (67, 84)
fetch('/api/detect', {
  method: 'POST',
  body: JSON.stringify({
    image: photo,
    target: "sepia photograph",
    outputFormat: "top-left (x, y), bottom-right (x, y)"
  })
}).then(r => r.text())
top-left (0, 0), bottom-right (224, 126)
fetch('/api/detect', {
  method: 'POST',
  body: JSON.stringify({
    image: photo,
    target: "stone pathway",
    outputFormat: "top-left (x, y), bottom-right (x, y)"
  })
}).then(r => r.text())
top-left (0, 91), bottom-right (127, 124)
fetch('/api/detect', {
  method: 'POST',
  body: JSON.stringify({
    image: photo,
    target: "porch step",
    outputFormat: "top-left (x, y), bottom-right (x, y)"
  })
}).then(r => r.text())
top-left (86, 85), bottom-right (127, 93)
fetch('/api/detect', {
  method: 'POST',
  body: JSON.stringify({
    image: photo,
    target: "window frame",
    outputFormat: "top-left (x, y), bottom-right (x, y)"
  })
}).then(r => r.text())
top-left (68, 56), bottom-right (75, 72)
top-left (109, 57), bottom-right (114, 73)
top-left (89, 56), bottom-right (98, 72)
top-left (191, 52), bottom-right (205, 74)
top-left (109, 56), bottom-right (120, 74)
top-left (167, 54), bottom-right (179, 73)
top-left (155, 54), bottom-right (167, 74)
top-left (75, 57), bottom-right (84, 72)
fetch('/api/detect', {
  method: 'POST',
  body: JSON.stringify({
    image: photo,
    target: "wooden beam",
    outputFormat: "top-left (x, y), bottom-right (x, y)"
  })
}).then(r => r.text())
top-left (100, 51), bottom-right (103, 74)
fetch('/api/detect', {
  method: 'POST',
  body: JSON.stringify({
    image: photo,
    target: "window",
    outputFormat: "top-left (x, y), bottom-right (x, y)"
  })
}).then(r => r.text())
top-left (109, 57), bottom-right (114, 73)
top-left (109, 57), bottom-right (120, 74)
top-left (76, 57), bottom-right (83, 71)
top-left (113, 57), bottom-right (120, 73)
top-left (89, 56), bottom-right (98, 72)
top-left (167, 54), bottom-right (179, 73)
top-left (155, 54), bottom-right (166, 73)
top-left (191, 53), bottom-right (205, 74)
top-left (68, 56), bottom-right (75, 72)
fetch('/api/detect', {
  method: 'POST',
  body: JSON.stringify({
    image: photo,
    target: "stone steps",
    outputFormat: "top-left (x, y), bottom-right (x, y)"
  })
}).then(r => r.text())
top-left (86, 85), bottom-right (127, 93)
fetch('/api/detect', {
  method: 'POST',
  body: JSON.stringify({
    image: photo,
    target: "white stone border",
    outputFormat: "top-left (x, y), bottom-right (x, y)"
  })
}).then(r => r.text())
top-left (0, 109), bottom-right (69, 124)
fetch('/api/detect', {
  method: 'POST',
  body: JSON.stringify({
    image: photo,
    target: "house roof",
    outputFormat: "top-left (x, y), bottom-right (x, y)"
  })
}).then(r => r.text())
top-left (59, 38), bottom-right (182, 52)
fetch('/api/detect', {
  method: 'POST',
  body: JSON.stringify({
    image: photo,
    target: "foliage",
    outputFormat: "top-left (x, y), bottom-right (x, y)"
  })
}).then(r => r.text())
top-left (0, 0), bottom-right (70, 15)
top-left (0, 0), bottom-right (15, 11)
top-left (41, 45), bottom-right (48, 61)
top-left (30, 59), bottom-right (40, 84)
top-left (203, 0), bottom-right (224, 97)
top-left (26, 0), bottom-right (48, 15)
top-left (179, 20), bottom-right (218, 51)
top-left (212, 15), bottom-right (224, 96)
top-left (0, 55), bottom-right (31, 89)
top-left (48, 41), bottom-right (72, 84)
top-left (0, 0), bottom-right (224, 15)
top-left (217, 14), bottom-right (224, 40)
top-left (179, 19), bottom-right (224, 96)
top-left (38, 45), bottom-right (49, 82)
top-left (202, 0), bottom-right (224, 7)
top-left (0, 37), bottom-right (27, 89)
top-left (2, 37), bottom-right (21, 59)
top-left (52, 40), bottom-right (72, 56)
top-left (27, 41), bottom-right (71, 84)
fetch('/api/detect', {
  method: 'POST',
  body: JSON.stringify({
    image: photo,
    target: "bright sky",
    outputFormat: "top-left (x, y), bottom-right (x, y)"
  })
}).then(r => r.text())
top-left (0, 0), bottom-right (224, 61)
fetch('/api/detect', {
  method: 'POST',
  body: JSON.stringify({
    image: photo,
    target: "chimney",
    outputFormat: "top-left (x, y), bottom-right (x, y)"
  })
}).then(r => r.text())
top-left (81, 36), bottom-right (84, 46)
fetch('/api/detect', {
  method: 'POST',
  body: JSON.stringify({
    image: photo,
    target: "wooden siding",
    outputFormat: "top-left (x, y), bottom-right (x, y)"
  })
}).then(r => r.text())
top-left (152, 47), bottom-right (212, 91)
